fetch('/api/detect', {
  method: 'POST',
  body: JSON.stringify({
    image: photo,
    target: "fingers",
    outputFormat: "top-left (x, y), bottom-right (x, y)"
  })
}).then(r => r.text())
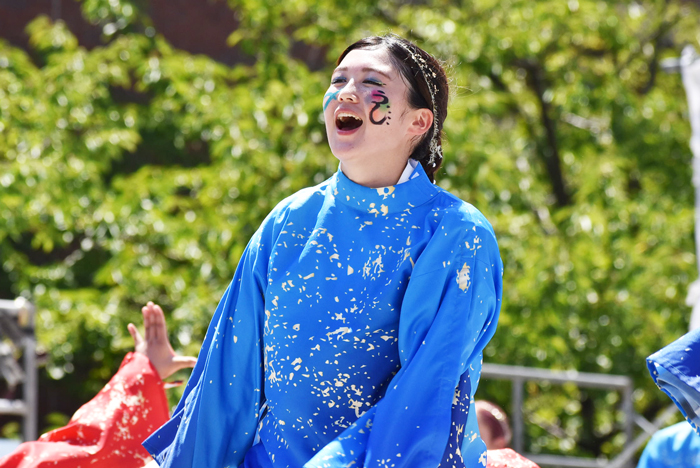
top-left (143, 302), bottom-right (154, 344)
top-left (143, 302), bottom-right (168, 345)
top-left (128, 323), bottom-right (144, 354)
top-left (139, 301), bottom-right (195, 380)
top-left (127, 323), bottom-right (140, 343)
top-left (172, 355), bottom-right (198, 370)
top-left (158, 356), bottom-right (198, 380)
top-left (152, 303), bottom-right (166, 344)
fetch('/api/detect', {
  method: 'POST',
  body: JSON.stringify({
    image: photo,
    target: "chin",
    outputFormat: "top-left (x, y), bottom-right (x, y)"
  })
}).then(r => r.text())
top-left (328, 143), bottom-right (364, 163)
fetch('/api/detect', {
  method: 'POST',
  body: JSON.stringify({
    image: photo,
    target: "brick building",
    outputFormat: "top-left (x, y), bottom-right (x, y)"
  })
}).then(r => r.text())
top-left (0, 0), bottom-right (249, 65)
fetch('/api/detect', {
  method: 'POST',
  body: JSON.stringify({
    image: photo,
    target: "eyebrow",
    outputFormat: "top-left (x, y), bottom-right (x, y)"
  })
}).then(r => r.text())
top-left (333, 66), bottom-right (393, 80)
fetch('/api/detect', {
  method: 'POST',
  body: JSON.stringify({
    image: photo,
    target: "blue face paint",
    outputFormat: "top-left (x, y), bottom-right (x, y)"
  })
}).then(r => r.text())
top-left (323, 89), bottom-right (341, 111)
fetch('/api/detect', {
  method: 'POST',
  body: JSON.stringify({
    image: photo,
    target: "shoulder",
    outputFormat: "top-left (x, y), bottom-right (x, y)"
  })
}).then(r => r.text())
top-left (652, 422), bottom-right (698, 443)
top-left (409, 188), bottom-right (501, 279)
top-left (431, 188), bottom-right (496, 234)
top-left (646, 422), bottom-right (700, 453)
top-left (244, 178), bottom-right (332, 257)
top-left (274, 179), bottom-right (331, 216)
top-left (640, 422), bottom-right (700, 468)
top-left (428, 188), bottom-right (499, 255)
top-left (259, 178), bottom-right (332, 231)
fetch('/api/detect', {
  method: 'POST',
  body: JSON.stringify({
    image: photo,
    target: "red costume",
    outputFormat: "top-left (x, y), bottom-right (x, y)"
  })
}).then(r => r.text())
top-left (487, 448), bottom-right (540, 468)
top-left (0, 352), bottom-right (169, 468)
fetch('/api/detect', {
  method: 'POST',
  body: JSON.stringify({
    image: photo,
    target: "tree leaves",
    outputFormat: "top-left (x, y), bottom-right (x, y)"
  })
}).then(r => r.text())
top-left (1, 0), bottom-right (699, 459)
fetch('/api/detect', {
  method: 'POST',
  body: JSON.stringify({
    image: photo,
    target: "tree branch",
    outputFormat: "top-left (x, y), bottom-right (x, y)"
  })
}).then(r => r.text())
top-left (516, 58), bottom-right (571, 207)
top-left (616, 13), bottom-right (682, 74)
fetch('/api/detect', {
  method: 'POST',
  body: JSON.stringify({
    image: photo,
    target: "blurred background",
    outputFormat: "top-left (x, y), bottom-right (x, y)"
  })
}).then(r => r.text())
top-left (1, 0), bottom-right (699, 464)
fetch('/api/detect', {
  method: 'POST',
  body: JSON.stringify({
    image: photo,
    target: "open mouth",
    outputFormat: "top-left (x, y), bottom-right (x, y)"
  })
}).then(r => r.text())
top-left (335, 112), bottom-right (363, 131)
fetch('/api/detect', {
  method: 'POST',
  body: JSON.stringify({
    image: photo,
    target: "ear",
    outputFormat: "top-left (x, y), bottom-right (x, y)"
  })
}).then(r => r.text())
top-left (406, 108), bottom-right (434, 137)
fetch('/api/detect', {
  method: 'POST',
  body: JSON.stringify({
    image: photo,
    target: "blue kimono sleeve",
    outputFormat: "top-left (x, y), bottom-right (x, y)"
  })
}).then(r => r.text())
top-left (142, 230), bottom-right (268, 468)
top-left (647, 328), bottom-right (700, 434)
top-left (304, 224), bottom-right (503, 468)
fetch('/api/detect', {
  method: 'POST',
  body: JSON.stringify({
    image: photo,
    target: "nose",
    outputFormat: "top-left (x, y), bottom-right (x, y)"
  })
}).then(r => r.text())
top-left (337, 80), bottom-right (358, 103)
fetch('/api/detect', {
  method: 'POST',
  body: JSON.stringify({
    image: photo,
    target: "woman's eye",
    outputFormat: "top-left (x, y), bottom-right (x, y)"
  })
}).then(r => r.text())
top-left (331, 77), bottom-right (345, 85)
top-left (364, 79), bottom-right (383, 86)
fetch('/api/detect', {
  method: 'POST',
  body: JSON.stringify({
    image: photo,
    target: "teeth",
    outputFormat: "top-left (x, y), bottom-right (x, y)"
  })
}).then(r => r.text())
top-left (335, 111), bottom-right (363, 130)
top-left (337, 112), bottom-right (361, 121)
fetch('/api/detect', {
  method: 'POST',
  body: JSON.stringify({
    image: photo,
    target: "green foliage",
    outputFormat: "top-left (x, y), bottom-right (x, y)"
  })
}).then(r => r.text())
top-left (1, 0), bottom-right (699, 460)
top-left (0, 421), bottom-right (20, 440)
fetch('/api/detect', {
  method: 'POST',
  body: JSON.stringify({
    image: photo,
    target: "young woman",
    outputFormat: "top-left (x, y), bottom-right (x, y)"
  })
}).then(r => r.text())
top-left (143, 34), bottom-right (504, 468)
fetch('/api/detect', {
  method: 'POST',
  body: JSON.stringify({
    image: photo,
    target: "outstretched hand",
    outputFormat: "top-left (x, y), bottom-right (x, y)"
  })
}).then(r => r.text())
top-left (127, 302), bottom-right (198, 380)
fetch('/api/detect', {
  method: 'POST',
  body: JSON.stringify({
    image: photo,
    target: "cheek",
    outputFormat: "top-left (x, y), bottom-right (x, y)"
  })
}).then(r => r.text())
top-left (369, 90), bottom-right (392, 126)
top-left (323, 88), bottom-right (341, 112)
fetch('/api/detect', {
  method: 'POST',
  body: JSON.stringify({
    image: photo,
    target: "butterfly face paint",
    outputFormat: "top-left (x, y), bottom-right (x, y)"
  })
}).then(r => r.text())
top-left (369, 90), bottom-right (391, 125)
top-left (323, 89), bottom-right (341, 111)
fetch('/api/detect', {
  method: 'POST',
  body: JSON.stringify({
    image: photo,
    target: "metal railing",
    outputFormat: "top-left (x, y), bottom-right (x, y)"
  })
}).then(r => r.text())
top-left (0, 298), bottom-right (37, 441)
top-left (481, 363), bottom-right (678, 468)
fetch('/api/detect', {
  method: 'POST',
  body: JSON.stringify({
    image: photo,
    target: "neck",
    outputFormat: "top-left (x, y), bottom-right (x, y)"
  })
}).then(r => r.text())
top-left (340, 157), bottom-right (407, 188)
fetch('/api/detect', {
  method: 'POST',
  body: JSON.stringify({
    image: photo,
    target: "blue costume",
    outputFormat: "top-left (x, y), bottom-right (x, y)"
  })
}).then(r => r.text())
top-left (647, 328), bottom-right (700, 434)
top-left (637, 422), bottom-right (700, 468)
top-left (143, 164), bottom-right (503, 468)
top-left (641, 328), bottom-right (700, 467)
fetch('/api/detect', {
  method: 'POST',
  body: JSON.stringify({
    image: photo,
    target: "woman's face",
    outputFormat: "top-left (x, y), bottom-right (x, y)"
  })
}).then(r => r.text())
top-left (323, 47), bottom-right (422, 168)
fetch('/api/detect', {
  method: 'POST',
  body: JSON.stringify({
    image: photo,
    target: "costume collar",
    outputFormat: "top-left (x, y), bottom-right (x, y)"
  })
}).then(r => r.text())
top-left (331, 162), bottom-right (438, 214)
top-left (397, 159), bottom-right (419, 184)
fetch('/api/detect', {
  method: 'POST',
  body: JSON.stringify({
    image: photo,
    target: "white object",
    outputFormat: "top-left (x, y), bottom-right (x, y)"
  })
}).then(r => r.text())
top-left (680, 46), bottom-right (700, 331)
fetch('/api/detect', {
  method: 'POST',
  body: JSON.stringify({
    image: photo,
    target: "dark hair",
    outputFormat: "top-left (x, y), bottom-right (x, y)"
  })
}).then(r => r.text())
top-left (336, 34), bottom-right (449, 183)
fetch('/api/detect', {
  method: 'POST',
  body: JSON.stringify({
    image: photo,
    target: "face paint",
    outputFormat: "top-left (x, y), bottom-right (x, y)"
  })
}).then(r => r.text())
top-left (369, 90), bottom-right (391, 125)
top-left (323, 89), bottom-right (341, 111)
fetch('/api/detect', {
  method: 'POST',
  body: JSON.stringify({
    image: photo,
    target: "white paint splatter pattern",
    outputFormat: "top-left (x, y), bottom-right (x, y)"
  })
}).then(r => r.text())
top-left (145, 164), bottom-right (503, 468)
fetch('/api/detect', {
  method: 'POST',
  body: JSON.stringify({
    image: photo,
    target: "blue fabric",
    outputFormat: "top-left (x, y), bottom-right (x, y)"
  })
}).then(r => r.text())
top-left (143, 164), bottom-right (503, 468)
top-left (637, 422), bottom-right (700, 468)
top-left (647, 328), bottom-right (700, 433)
